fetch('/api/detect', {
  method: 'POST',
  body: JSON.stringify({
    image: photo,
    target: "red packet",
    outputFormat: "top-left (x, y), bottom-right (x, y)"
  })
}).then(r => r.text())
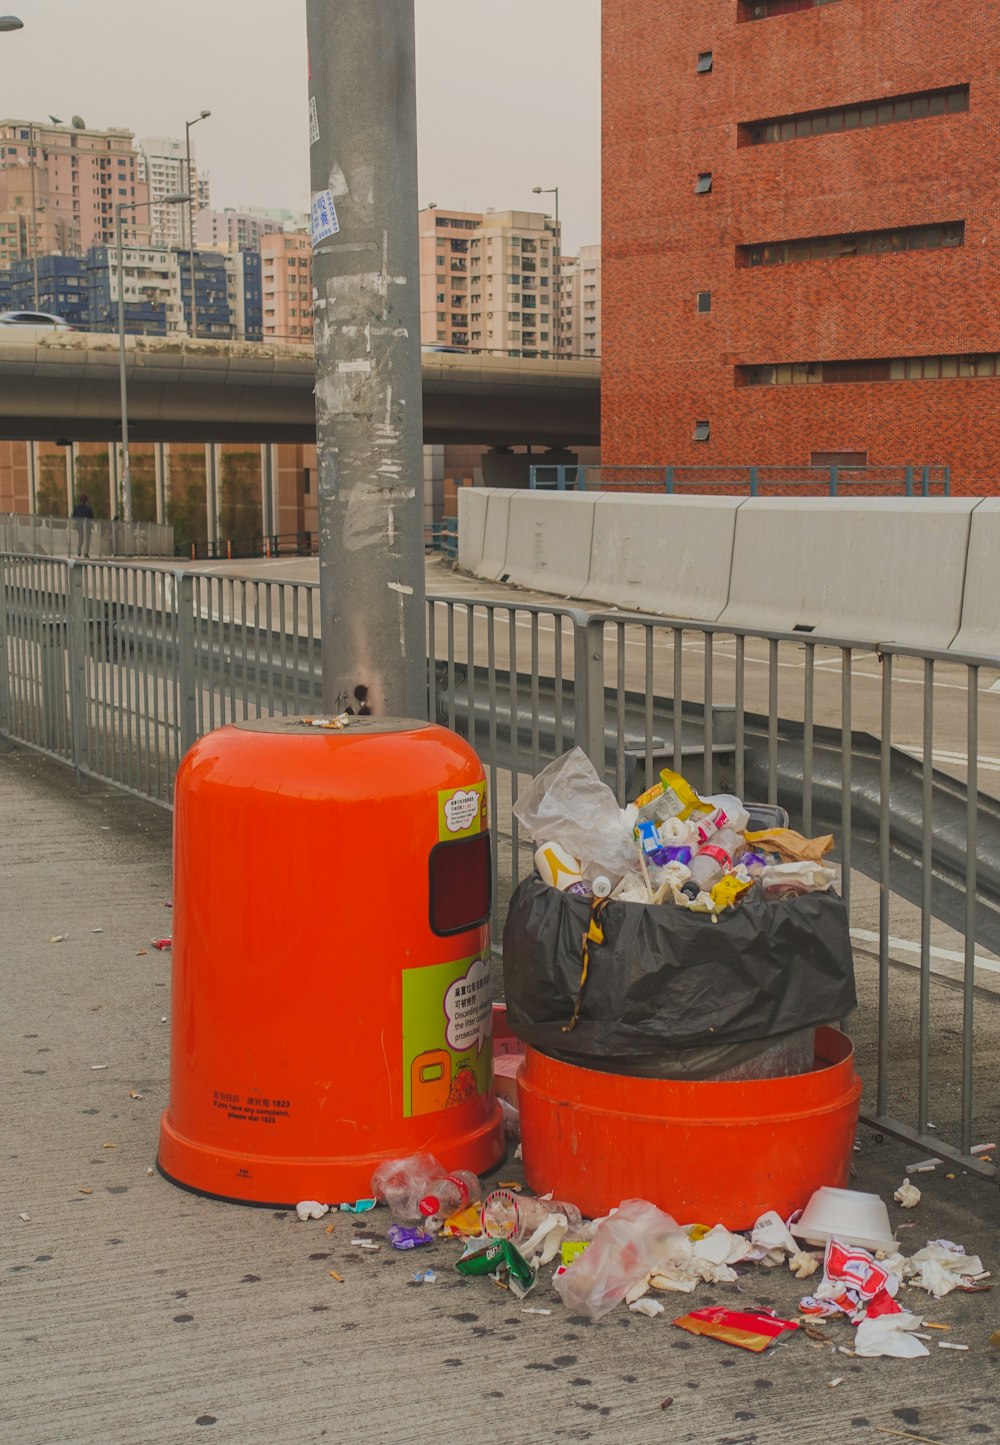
top-left (673, 1307), bottom-right (799, 1353)
top-left (824, 1240), bottom-right (890, 1300)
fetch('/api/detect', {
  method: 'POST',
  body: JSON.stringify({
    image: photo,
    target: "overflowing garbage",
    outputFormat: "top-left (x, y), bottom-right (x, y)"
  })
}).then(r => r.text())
top-left (504, 749), bottom-right (856, 1078)
top-left (287, 1156), bottom-right (992, 1364)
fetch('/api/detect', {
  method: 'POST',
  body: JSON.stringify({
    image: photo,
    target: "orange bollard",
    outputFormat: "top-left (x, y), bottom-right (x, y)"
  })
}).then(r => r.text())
top-left (158, 715), bottom-right (504, 1205)
top-left (264, 536), bottom-right (271, 558)
top-left (517, 1027), bottom-right (862, 1229)
top-left (226, 538), bottom-right (232, 560)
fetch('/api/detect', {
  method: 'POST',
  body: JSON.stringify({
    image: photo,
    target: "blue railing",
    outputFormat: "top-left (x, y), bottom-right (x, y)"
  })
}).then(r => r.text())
top-left (530, 464), bottom-right (952, 496)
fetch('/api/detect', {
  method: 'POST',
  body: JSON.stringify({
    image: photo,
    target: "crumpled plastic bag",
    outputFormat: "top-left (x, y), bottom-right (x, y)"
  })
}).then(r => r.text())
top-left (760, 862), bottom-right (838, 899)
top-left (553, 1199), bottom-right (679, 1319)
top-left (512, 748), bottom-right (640, 880)
top-left (854, 1312), bottom-right (929, 1358)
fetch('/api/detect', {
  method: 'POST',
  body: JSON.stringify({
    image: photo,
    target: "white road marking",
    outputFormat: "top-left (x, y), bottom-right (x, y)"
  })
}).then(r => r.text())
top-left (851, 928), bottom-right (1000, 976)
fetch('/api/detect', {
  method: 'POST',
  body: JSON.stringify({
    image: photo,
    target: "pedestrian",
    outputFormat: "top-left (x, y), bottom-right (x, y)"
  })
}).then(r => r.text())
top-left (72, 493), bottom-right (94, 557)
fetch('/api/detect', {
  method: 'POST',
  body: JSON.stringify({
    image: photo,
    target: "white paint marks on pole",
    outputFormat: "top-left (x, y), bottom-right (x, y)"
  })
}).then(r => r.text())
top-left (308, 95), bottom-right (320, 145)
top-left (311, 189), bottom-right (340, 246)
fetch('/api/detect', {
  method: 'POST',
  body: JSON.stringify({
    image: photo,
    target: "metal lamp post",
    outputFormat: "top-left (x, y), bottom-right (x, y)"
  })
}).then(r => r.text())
top-left (116, 193), bottom-right (189, 523)
top-left (184, 111), bottom-right (211, 338)
top-left (532, 185), bottom-right (560, 358)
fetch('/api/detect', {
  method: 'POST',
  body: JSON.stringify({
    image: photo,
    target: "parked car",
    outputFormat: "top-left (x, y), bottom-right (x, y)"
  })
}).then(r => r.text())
top-left (0, 310), bottom-right (75, 330)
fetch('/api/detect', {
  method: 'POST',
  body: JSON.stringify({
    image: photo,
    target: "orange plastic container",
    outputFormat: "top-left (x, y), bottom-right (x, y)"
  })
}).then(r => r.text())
top-left (518, 1026), bottom-right (861, 1229)
top-left (158, 715), bottom-right (504, 1205)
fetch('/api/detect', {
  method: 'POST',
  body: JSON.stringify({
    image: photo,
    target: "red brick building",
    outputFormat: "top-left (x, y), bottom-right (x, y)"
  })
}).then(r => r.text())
top-left (602, 0), bottom-right (1000, 492)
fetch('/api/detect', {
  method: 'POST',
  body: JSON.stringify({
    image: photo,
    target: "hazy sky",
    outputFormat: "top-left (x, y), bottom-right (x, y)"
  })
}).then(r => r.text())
top-left (0, 0), bottom-right (601, 251)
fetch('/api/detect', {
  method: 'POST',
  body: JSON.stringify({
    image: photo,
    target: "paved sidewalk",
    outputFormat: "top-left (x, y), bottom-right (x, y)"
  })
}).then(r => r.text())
top-left (2, 744), bottom-right (999, 1445)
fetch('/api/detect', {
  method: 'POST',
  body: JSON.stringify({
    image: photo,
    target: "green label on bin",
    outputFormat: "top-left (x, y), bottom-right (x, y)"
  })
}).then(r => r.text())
top-left (437, 781), bottom-right (487, 841)
top-left (402, 954), bottom-right (492, 1118)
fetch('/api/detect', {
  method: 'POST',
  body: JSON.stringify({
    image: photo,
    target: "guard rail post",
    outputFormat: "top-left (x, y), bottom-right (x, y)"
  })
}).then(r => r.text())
top-left (904, 466), bottom-right (914, 497)
top-left (66, 560), bottom-right (90, 782)
top-left (829, 466), bottom-right (839, 497)
top-left (573, 612), bottom-right (607, 778)
top-left (664, 466), bottom-right (674, 494)
top-left (176, 572), bottom-right (198, 756)
top-left (0, 556), bottom-right (10, 747)
top-left (748, 466), bottom-right (759, 497)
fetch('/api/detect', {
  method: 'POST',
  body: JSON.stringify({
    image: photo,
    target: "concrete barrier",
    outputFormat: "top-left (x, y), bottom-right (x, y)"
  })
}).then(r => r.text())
top-left (477, 489), bottom-right (515, 581)
top-left (457, 486), bottom-right (489, 575)
top-left (581, 494), bottom-right (743, 621)
top-left (501, 491), bottom-right (599, 596)
top-left (952, 499), bottom-right (1000, 657)
top-left (720, 497), bottom-right (979, 648)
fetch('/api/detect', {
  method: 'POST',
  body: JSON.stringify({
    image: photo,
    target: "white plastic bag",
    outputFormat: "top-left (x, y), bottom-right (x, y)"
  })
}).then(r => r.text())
top-left (513, 748), bottom-right (640, 880)
top-left (553, 1198), bottom-right (679, 1319)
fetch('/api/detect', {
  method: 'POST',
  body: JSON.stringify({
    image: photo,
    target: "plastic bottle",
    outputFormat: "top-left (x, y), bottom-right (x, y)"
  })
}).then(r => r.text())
top-left (701, 794), bottom-right (750, 833)
top-left (418, 1169), bottom-right (481, 1228)
top-left (687, 826), bottom-right (745, 892)
top-left (371, 1153), bottom-right (445, 1222)
top-left (481, 1188), bottom-right (583, 1241)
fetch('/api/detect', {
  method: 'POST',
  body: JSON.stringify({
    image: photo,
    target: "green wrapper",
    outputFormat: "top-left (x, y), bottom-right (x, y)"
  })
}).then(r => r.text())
top-left (455, 1239), bottom-right (534, 1289)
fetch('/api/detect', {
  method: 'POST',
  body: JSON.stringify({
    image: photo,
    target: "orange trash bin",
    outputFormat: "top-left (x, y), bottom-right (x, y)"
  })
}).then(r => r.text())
top-left (517, 1026), bottom-right (862, 1229)
top-left (158, 715), bottom-right (505, 1205)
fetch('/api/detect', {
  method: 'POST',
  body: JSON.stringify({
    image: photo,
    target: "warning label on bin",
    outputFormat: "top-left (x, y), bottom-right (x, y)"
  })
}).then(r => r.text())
top-left (437, 781), bottom-right (487, 841)
top-left (402, 954), bottom-right (493, 1117)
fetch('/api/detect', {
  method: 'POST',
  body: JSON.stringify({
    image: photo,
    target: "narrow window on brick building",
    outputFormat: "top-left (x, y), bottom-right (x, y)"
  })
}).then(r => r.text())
top-left (693, 420), bottom-right (711, 441)
top-left (695, 173), bottom-right (713, 194)
top-left (697, 51), bottom-right (713, 73)
top-left (697, 291), bottom-right (712, 312)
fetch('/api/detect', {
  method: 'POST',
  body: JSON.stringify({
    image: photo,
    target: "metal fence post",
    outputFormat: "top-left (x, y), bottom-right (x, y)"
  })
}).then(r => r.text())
top-left (904, 465), bottom-right (914, 497)
top-left (0, 554), bottom-right (10, 747)
top-left (176, 572), bottom-right (198, 755)
top-left (66, 560), bottom-right (90, 781)
top-left (829, 466), bottom-right (839, 496)
top-left (920, 465), bottom-right (930, 497)
top-left (664, 466), bottom-right (674, 494)
top-left (573, 612), bottom-right (606, 777)
top-left (748, 466), bottom-right (759, 497)
top-left (943, 466), bottom-right (950, 497)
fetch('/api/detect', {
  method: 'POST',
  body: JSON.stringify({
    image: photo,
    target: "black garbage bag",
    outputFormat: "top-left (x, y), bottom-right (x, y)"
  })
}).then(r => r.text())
top-left (502, 874), bottom-right (856, 1076)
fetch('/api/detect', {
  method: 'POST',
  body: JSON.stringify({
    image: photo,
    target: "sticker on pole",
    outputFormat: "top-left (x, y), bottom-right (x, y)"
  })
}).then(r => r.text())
top-left (438, 780), bottom-right (487, 841)
top-left (311, 188), bottom-right (340, 246)
top-left (308, 95), bottom-right (320, 146)
top-left (402, 955), bottom-right (493, 1117)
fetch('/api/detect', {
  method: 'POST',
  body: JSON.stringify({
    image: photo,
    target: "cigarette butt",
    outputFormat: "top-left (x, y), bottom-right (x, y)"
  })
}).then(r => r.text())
top-left (938, 1341), bottom-right (969, 1350)
top-left (328, 1269), bottom-right (343, 1282)
top-left (325, 1223), bottom-right (335, 1234)
top-left (102, 1142), bottom-right (117, 1149)
top-left (79, 1187), bottom-right (93, 1195)
top-left (924, 1322), bottom-right (950, 1331)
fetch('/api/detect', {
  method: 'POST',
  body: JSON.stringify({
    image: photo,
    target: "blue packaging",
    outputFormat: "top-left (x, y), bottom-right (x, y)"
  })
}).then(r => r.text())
top-left (636, 820), bottom-right (661, 856)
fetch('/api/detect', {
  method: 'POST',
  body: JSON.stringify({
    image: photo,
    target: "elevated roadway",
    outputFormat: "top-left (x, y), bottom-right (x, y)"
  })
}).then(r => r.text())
top-left (0, 330), bottom-right (600, 447)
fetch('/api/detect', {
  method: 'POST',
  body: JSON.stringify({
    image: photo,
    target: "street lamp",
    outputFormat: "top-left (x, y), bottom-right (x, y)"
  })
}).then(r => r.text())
top-left (116, 192), bottom-right (189, 523)
top-left (185, 110), bottom-right (211, 338)
top-left (0, 16), bottom-right (24, 30)
top-left (532, 185), bottom-right (560, 358)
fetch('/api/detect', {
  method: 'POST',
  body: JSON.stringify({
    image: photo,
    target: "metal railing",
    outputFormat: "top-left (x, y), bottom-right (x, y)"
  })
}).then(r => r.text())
top-left (530, 463), bottom-right (952, 496)
top-left (0, 513), bottom-right (175, 557)
top-left (1, 551), bottom-right (997, 1182)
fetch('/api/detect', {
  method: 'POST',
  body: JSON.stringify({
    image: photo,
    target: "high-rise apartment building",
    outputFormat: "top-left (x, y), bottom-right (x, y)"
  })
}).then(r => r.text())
top-left (260, 230), bottom-right (312, 342)
top-left (0, 119), bottom-right (149, 258)
top-left (418, 207), bottom-right (561, 356)
top-left (138, 136), bottom-right (198, 247)
top-left (560, 244), bottom-right (602, 357)
top-left (196, 206), bottom-right (283, 253)
top-left (602, 0), bottom-right (999, 490)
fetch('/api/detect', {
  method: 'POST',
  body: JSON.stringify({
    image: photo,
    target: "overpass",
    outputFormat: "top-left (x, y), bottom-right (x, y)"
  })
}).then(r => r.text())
top-left (0, 330), bottom-right (600, 447)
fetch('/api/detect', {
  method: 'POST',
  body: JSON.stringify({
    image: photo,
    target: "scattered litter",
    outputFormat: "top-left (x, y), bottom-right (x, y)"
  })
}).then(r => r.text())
top-left (561, 1240), bottom-right (590, 1266)
top-left (18, 1212), bottom-right (30, 1221)
top-left (521, 1307), bottom-right (552, 1316)
top-left (295, 1201), bottom-right (330, 1221)
top-left (792, 1186), bottom-right (896, 1253)
top-left (128, 1088), bottom-right (143, 1100)
top-left (339, 1198), bottom-right (376, 1214)
top-left (325, 1223), bottom-right (335, 1234)
top-left (160, 1015), bottom-right (167, 1023)
top-left (92, 927), bottom-right (103, 933)
top-left (854, 1312), bottom-right (929, 1359)
top-left (440, 1205), bottom-right (483, 1238)
top-left (412, 1268), bottom-right (437, 1283)
top-left (630, 1297), bottom-right (665, 1317)
top-left (456, 1238), bottom-right (536, 1298)
top-left (388, 1223), bottom-right (433, 1250)
top-left (673, 1307), bottom-right (799, 1353)
top-left (945, 1173), bottom-right (956, 1180)
top-left (146, 1167), bottom-right (154, 1176)
top-left (328, 1270), bottom-right (343, 1282)
top-left (49, 934), bottom-right (68, 943)
top-left (90, 1064), bottom-right (109, 1071)
top-left (894, 1177), bottom-right (921, 1208)
top-left (102, 1142), bottom-right (116, 1149)
top-left (937, 1341), bottom-right (969, 1350)
top-left (351, 1238), bottom-right (379, 1250)
top-left (990, 1329), bottom-right (1000, 1348)
top-left (151, 938), bottom-right (172, 951)
top-left (828, 1378), bottom-right (844, 1388)
top-left (136, 950), bottom-right (148, 957)
top-left (660, 1398), bottom-right (674, 1411)
top-left (789, 1250), bottom-right (819, 1279)
top-left (79, 1187), bottom-right (93, 1195)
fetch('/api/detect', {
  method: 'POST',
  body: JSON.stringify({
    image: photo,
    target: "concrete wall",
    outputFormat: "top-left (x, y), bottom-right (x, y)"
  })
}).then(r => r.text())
top-left (458, 491), bottom-right (1000, 656)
